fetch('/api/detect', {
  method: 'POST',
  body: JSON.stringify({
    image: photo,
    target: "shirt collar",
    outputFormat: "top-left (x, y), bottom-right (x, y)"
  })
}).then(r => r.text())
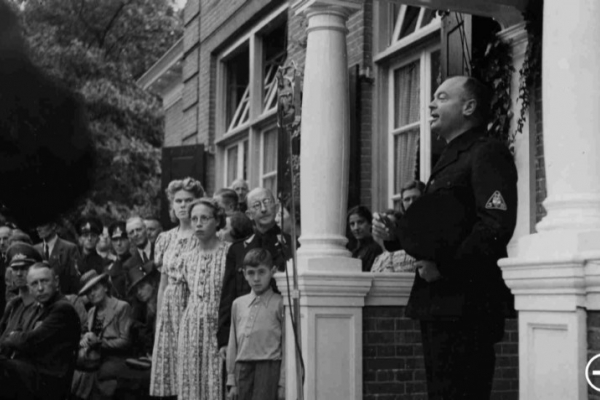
top-left (138, 241), bottom-right (151, 257)
top-left (249, 287), bottom-right (274, 307)
top-left (46, 234), bottom-right (58, 249)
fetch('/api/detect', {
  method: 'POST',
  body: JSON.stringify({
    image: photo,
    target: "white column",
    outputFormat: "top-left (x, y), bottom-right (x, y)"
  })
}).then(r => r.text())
top-left (278, 2), bottom-right (372, 400)
top-left (296, 0), bottom-right (362, 272)
top-left (499, 1), bottom-right (600, 398)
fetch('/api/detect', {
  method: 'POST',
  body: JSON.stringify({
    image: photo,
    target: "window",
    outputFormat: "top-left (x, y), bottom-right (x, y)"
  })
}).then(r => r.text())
top-left (388, 48), bottom-right (444, 208)
top-left (216, 5), bottom-right (287, 190)
top-left (261, 127), bottom-right (278, 193)
top-left (375, 4), bottom-right (443, 209)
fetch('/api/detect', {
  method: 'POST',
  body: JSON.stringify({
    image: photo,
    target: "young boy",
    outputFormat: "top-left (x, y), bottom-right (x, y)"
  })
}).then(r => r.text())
top-left (227, 248), bottom-right (285, 400)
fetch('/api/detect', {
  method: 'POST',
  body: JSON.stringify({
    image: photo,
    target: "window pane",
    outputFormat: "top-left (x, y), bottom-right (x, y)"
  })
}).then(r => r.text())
top-left (227, 145), bottom-right (238, 185)
top-left (263, 23), bottom-right (288, 112)
top-left (393, 60), bottom-right (420, 129)
top-left (420, 8), bottom-right (436, 28)
top-left (399, 6), bottom-right (420, 39)
top-left (429, 50), bottom-right (445, 170)
top-left (263, 175), bottom-right (277, 195)
top-left (226, 46), bottom-right (250, 130)
top-left (393, 129), bottom-right (420, 195)
top-left (263, 128), bottom-right (278, 175)
top-left (243, 140), bottom-right (249, 180)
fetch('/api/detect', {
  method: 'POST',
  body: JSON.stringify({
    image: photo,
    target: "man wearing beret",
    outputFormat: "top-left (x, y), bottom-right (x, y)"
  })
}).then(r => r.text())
top-left (374, 76), bottom-right (517, 399)
top-left (77, 216), bottom-right (109, 276)
top-left (35, 221), bottom-right (81, 295)
top-left (106, 221), bottom-right (132, 300)
top-left (0, 243), bottom-right (43, 343)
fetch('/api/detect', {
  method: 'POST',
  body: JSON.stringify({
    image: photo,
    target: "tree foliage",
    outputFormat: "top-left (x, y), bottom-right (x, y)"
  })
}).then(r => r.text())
top-left (15, 0), bottom-right (183, 223)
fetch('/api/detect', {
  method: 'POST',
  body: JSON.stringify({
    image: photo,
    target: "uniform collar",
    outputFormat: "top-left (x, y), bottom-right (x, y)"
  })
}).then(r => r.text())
top-left (249, 287), bottom-right (274, 307)
top-left (446, 126), bottom-right (486, 152)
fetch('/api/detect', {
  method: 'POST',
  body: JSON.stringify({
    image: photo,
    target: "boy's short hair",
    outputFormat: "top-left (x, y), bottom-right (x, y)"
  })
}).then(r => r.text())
top-left (243, 248), bottom-right (273, 270)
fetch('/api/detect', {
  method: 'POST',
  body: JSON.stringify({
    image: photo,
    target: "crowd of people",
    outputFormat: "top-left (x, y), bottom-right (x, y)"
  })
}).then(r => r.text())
top-left (0, 178), bottom-right (293, 400)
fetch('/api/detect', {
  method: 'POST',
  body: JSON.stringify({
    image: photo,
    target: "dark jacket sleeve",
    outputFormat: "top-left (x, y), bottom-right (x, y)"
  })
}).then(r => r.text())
top-left (446, 140), bottom-right (518, 280)
top-left (217, 245), bottom-right (237, 348)
top-left (1, 301), bottom-right (79, 354)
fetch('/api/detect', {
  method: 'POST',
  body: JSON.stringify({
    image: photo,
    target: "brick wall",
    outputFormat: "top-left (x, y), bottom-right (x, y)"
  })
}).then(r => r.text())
top-left (164, 98), bottom-right (184, 147)
top-left (363, 306), bottom-right (519, 399)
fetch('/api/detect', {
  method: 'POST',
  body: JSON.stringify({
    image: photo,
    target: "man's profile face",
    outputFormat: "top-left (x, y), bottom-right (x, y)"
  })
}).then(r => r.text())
top-left (0, 227), bottom-right (11, 253)
top-left (429, 77), bottom-right (469, 140)
top-left (27, 266), bottom-right (58, 304)
top-left (144, 220), bottom-right (162, 243)
top-left (127, 219), bottom-right (148, 248)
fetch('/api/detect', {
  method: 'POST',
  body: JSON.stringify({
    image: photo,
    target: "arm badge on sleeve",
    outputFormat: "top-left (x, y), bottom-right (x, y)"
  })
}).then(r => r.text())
top-left (485, 191), bottom-right (508, 211)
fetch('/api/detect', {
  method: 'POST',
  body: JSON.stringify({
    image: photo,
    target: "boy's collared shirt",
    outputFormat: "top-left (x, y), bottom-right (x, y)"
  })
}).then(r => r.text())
top-left (226, 287), bottom-right (284, 387)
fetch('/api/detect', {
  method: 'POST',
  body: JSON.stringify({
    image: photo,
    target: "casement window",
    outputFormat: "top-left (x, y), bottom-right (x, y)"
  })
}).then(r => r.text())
top-left (375, 4), bottom-right (445, 209)
top-left (215, 4), bottom-right (287, 189)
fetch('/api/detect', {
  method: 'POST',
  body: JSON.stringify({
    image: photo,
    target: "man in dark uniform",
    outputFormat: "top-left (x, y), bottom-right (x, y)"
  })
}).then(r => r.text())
top-left (106, 222), bottom-right (131, 300)
top-left (217, 187), bottom-right (292, 359)
top-left (35, 222), bottom-right (81, 295)
top-left (76, 217), bottom-right (108, 276)
top-left (374, 76), bottom-right (517, 399)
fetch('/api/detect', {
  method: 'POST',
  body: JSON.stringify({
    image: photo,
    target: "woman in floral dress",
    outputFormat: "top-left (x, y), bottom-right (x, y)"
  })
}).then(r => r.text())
top-left (150, 177), bottom-right (205, 397)
top-left (177, 198), bottom-right (231, 400)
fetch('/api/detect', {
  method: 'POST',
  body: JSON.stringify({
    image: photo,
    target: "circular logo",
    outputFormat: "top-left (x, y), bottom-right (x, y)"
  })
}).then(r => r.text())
top-left (586, 354), bottom-right (600, 392)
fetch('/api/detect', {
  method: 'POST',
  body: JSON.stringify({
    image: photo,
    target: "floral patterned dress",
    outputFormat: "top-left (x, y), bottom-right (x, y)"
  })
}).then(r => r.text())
top-left (150, 228), bottom-right (198, 397)
top-left (177, 240), bottom-right (231, 400)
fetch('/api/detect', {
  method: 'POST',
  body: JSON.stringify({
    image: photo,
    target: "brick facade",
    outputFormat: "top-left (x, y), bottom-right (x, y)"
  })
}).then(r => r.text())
top-left (164, 99), bottom-right (184, 147)
top-left (363, 306), bottom-right (519, 400)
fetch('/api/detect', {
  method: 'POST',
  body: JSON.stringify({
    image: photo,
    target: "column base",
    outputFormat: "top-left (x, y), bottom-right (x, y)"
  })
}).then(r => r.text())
top-left (275, 269), bottom-right (372, 400)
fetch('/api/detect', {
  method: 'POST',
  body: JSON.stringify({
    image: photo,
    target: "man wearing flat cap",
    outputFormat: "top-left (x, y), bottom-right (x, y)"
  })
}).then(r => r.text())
top-left (106, 222), bottom-right (132, 300)
top-left (374, 76), bottom-right (517, 400)
top-left (77, 216), bottom-right (109, 277)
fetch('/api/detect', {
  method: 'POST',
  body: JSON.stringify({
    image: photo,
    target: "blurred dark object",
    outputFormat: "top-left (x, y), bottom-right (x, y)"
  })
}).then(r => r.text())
top-left (397, 191), bottom-right (474, 263)
top-left (0, 0), bottom-right (96, 229)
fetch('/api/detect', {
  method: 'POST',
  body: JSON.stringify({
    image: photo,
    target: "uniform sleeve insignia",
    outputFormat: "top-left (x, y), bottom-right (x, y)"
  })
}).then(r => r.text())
top-left (485, 191), bottom-right (507, 211)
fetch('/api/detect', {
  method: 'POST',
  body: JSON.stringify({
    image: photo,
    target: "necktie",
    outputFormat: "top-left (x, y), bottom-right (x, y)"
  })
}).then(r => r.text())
top-left (141, 251), bottom-right (148, 263)
top-left (43, 242), bottom-right (50, 260)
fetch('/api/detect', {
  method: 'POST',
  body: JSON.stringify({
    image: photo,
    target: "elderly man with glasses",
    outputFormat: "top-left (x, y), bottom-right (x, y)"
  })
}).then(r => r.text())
top-left (216, 187), bottom-right (293, 361)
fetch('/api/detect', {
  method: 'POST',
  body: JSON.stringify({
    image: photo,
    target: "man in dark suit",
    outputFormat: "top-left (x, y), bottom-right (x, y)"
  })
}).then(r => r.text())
top-left (106, 221), bottom-right (131, 300)
top-left (123, 217), bottom-right (155, 289)
top-left (0, 225), bottom-right (11, 317)
top-left (217, 187), bottom-right (292, 359)
top-left (0, 262), bottom-right (80, 400)
top-left (35, 222), bottom-right (81, 295)
top-left (375, 76), bottom-right (517, 399)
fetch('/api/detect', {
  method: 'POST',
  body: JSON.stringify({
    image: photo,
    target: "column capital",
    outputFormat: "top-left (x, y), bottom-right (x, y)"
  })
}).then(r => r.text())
top-left (497, 21), bottom-right (527, 57)
top-left (293, 0), bottom-right (362, 16)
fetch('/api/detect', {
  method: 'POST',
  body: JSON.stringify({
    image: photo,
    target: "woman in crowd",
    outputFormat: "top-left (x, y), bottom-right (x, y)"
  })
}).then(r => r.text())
top-left (72, 271), bottom-right (132, 400)
top-left (150, 177), bottom-right (205, 398)
top-left (177, 198), bottom-right (230, 399)
top-left (348, 205), bottom-right (383, 272)
top-left (371, 180), bottom-right (425, 273)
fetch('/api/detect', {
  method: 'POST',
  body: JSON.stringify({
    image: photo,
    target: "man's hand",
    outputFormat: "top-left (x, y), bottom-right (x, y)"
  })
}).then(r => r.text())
top-left (372, 214), bottom-right (395, 243)
top-left (278, 385), bottom-right (285, 400)
top-left (228, 385), bottom-right (238, 400)
top-left (415, 260), bottom-right (442, 283)
top-left (219, 346), bottom-right (227, 360)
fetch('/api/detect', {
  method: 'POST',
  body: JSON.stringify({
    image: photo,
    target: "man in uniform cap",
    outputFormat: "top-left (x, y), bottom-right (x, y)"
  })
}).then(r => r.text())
top-left (76, 216), bottom-right (108, 277)
top-left (106, 221), bottom-right (131, 300)
top-left (374, 76), bottom-right (517, 399)
top-left (0, 243), bottom-right (43, 343)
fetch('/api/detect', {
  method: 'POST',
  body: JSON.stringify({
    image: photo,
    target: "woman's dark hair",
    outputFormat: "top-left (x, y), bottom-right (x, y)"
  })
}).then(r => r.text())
top-left (243, 248), bottom-right (273, 269)
top-left (228, 211), bottom-right (254, 241)
top-left (188, 197), bottom-right (227, 231)
top-left (400, 180), bottom-right (426, 197)
top-left (347, 205), bottom-right (373, 224)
